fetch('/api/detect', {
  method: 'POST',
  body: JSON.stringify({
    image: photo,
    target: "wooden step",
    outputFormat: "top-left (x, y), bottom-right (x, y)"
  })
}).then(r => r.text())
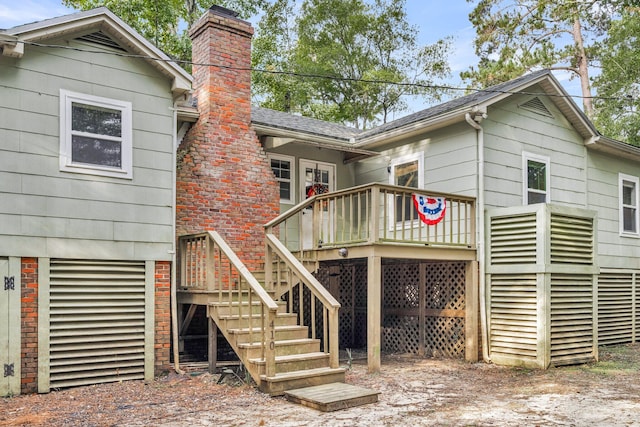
top-left (249, 352), bottom-right (331, 373)
top-left (285, 382), bottom-right (380, 412)
top-left (210, 300), bottom-right (287, 316)
top-left (238, 338), bottom-right (320, 359)
top-left (216, 313), bottom-right (298, 329)
top-left (259, 367), bottom-right (346, 396)
top-left (228, 325), bottom-right (309, 344)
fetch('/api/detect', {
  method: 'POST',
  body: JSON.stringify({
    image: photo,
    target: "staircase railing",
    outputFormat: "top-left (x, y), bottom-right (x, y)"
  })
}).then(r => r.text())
top-left (178, 231), bottom-right (279, 376)
top-left (264, 183), bottom-right (476, 253)
top-left (264, 234), bottom-right (341, 369)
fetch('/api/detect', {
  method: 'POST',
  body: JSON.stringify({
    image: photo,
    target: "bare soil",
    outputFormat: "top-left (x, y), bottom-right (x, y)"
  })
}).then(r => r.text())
top-left (2, 344), bottom-right (640, 426)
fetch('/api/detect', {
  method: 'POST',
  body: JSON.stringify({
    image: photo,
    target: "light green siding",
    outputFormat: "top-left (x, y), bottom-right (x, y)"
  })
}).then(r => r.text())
top-left (587, 151), bottom-right (640, 269)
top-left (355, 122), bottom-right (478, 197)
top-left (0, 39), bottom-right (176, 260)
top-left (483, 88), bottom-right (587, 209)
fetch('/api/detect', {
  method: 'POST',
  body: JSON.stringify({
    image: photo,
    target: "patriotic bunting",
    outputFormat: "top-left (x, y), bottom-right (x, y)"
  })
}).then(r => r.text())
top-left (412, 194), bottom-right (446, 225)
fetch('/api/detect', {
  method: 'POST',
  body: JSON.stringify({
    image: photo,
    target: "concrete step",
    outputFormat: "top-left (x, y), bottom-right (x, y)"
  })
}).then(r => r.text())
top-left (258, 367), bottom-right (346, 396)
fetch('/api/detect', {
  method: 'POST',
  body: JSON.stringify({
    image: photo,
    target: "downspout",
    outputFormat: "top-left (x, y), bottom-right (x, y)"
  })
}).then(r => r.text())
top-left (465, 111), bottom-right (490, 363)
top-left (171, 104), bottom-right (185, 375)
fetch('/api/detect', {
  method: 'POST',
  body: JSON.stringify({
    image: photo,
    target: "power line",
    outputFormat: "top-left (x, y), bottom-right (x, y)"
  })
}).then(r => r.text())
top-left (14, 40), bottom-right (635, 103)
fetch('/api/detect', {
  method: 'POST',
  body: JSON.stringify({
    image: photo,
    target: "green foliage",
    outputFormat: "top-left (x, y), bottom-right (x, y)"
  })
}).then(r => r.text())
top-left (462, 0), bottom-right (618, 115)
top-left (252, 0), bottom-right (451, 129)
top-left (592, 9), bottom-right (640, 146)
top-left (63, 0), bottom-right (266, 70)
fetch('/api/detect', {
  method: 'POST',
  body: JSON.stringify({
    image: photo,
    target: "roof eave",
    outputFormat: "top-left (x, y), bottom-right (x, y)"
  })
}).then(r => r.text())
top-left (5, 7), bottom-right (192, 99)
top-left (586, 136), bottom-right (640, 162)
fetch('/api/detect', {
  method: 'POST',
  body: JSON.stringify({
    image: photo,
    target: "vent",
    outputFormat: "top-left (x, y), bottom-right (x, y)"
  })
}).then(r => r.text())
top-left (489, 274), bottom-right (538, 360)
top-left (489, 214), bottom-right (537, 264)
top-left (550, 214), bottom-right (594, 264)
top-left (76, 31), bottom-right (126, 51)
top-left (598, 272), bottom-right (635, 345)
top-left (48, 259), bottom-right (146, 389)
top-left (550, 274), bottom-right (594, 365)
top-left (519, 97), bottom-right (553, 118)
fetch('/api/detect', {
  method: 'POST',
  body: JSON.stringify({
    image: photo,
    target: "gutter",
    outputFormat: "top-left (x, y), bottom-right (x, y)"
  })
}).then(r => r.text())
top-left (465, 111), bottom-right (490, 363)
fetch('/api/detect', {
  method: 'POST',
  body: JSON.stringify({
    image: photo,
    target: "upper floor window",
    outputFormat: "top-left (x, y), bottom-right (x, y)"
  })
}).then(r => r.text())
top-left (60, 90), bottom-right (132, 179)
top-left (620, 173), bottom-right (639, 236)
top-left (389, 152), bottom-right (424, 222)
top-left (268, 153), bottom-right (295, 204)
top-left (522, 152), bottom-right (550, 205)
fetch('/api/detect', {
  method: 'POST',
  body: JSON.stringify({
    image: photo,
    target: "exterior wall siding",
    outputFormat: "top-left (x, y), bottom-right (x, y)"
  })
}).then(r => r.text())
top-left (354, 122), bottom-right (477, 197)
top-left (587, 151), bottom-right (640, 269)
top-left (482, 88), bottom-right (587, 210)
top-left (0, 41), bottom-right (175, 261)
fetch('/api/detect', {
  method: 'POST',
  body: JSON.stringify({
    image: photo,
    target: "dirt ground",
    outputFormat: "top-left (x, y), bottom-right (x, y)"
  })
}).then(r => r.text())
top-left (2, 344), bottom-right (640, 427)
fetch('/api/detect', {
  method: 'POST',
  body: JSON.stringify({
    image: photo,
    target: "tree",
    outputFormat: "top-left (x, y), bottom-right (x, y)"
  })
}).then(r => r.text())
top-left (63, 0), bottom-right (266, 69)
top-left (252, 0), bottom-right (451, 129)
top-left (462, 0), bottom-right (619, 116)
top-left (592, 8), bottom-right (640, 146)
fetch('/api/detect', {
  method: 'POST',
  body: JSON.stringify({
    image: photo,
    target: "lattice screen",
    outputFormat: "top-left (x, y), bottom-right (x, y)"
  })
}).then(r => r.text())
top-left (382, 261), bottom-right (466, 358)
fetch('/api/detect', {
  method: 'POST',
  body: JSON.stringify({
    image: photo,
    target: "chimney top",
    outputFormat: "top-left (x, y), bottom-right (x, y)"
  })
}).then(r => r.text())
top-left (209, 5), bottom-right (240, 18)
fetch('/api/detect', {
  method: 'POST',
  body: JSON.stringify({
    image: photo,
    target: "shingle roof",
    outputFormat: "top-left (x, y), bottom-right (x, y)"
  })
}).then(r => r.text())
top-left (251, 106), bottom-right (360, 142)
top-left (251, 69), bottom-right (557, 144)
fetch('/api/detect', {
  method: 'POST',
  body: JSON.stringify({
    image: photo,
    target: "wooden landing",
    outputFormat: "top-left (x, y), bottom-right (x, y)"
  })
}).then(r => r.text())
top-left (284, 382), bottom-right (380, 412)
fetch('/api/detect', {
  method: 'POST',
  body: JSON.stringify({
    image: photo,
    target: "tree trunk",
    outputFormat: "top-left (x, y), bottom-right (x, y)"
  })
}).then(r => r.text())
top-left (572, 15), bottom-right (593, 116)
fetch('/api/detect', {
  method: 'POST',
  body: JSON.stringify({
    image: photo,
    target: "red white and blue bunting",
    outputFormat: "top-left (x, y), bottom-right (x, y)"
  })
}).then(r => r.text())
top-left (412, 194), bottom-right (446, 225)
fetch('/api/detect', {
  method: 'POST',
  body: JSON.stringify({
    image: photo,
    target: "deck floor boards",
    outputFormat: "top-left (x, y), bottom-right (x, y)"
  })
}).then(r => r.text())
top-left (284, 382), bottom-right (380, 412)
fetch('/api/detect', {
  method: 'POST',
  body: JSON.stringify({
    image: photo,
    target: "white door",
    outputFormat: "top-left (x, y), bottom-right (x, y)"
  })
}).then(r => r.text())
top-left (300, 160), bottom-right (335, 249)
top-left (1, 258), bottom-right (20, 397)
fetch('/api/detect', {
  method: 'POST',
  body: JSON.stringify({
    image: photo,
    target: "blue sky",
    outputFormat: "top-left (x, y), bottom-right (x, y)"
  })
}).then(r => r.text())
top-left (0, 0), bottom-right (579, 115)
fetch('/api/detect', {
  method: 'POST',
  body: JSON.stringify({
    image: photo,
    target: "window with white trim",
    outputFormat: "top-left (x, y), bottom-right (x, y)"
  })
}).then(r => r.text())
top-left (60, 90), bottom-right (132, 178)
top-left (522, 152), bottom-right (550, 205)
top-left (620, 173), bottom-right (639, 236)
top-left (268, 153), bottom-right (295, 204)
top-left (389, 152), bottom-right (424, 222)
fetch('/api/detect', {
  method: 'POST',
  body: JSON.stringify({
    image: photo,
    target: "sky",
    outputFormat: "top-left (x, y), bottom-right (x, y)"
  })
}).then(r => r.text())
top-left (0, 0), bottom-right (580, 116)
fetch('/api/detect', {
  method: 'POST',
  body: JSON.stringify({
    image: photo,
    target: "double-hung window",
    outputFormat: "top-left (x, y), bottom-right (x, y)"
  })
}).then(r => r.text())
top-left (523, 152), bottom-right (550, 205)
top-left (389, 152), bottom-right (424, 223)
top-left (620, 173), bottom-right (639, 236)
top-left (268, 154), bottom-right (295, 204)
top-left (60, 90), bottom-right (132, 178)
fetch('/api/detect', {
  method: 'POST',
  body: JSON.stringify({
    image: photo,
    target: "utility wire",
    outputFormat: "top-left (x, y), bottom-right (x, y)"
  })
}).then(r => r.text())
top-left (14, 40), bottom-right (635, 103)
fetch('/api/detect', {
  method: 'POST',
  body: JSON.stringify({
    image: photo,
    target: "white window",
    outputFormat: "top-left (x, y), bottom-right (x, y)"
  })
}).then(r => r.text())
top-left (60, 90), bottom-right (132, 179)
top-left (389, 152), bottom-right (424, 222)
top-left (268, 153), bottom-right (295, 204)
top-left (619, 173), bottom-right (639, 236)
top-left (522, 152), bottom-right (550, 205)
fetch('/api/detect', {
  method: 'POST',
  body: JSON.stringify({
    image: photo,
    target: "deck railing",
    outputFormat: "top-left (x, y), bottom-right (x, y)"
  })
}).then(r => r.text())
top-left (264, 234), bottom-right (340, 368)
top-left (178, 231), bottom-right (279, 376)
top-left (265, 183), bottom-right (476, 254)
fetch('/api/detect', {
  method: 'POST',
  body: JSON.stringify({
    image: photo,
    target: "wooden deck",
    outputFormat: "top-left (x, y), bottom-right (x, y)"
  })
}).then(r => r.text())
top-left (284, 382), bottom-right (380, 412)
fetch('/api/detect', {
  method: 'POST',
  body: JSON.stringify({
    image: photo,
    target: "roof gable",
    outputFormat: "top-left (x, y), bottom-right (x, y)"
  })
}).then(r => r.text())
top-left (0, 7), bottom-right (191, 99)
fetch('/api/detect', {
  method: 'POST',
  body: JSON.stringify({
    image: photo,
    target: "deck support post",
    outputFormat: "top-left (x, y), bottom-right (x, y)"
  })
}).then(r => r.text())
top-left (208, 311), bottom-right (217, 374)
top-left (465, 260), bottom-right (479, 362)
top-left (367, 255), bottom-right (382, 373)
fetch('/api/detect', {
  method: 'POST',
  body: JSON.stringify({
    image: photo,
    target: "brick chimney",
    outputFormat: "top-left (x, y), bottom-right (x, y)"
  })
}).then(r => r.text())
top-left (176, 6), bottom-right (280, 270)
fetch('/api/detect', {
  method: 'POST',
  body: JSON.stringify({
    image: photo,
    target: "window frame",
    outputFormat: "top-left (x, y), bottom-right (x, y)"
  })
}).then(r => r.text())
top-left (268, 153), bottom-right (295, 204)
top-left (59, 89), bottom-right (133, 179)
top-left (522, 151), bottom-right (550, 205)
top-left (388, 151), bottom-right (424, 225)
top-left (619, 173), bottom-right (640, 237)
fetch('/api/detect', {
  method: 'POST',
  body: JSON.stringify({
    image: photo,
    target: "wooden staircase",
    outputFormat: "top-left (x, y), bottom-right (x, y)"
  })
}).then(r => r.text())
top-left (178, 231), bottom-right (344, 396)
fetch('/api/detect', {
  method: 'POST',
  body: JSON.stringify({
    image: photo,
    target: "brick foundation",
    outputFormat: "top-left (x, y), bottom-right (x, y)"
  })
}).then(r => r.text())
top-left (20, 257), bottom-right (38, 394)
top-left (154, 261), bottom-right (172, 375)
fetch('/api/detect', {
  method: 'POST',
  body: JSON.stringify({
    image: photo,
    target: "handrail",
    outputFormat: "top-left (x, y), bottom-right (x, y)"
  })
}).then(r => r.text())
top-left (266, 234), bottom-right (340, 310)
top-left (265, 233), bottom-right (341, 368)
top-left (178, 230), bottom-right (278, 377)
top-left (265, 182), bottom-right (477, 252)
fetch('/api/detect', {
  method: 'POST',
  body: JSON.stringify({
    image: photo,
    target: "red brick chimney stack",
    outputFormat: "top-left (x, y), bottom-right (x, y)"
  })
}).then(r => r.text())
top-left (176, 6), bottom-right (280, 270)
